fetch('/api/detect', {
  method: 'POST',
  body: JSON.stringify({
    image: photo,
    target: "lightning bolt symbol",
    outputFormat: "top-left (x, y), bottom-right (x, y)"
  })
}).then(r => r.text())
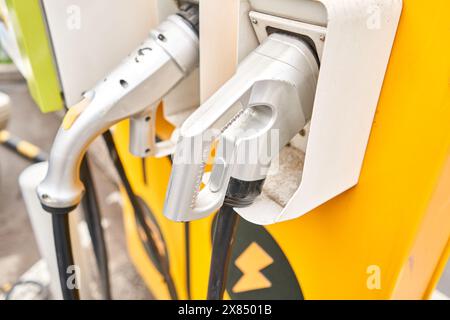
top-left (232, 242), bottom-right (274, 293)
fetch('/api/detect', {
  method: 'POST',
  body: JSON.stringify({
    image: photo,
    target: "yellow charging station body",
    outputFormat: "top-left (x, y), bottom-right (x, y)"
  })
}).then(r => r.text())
top-left (3, 0), bottom-right (450, 299)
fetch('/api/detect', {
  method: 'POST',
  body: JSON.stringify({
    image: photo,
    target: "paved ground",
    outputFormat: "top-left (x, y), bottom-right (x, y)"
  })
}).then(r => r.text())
top-left (0, 79), bottom-right (150, 299)
top-left (0, 78), bottom-right (448, 300)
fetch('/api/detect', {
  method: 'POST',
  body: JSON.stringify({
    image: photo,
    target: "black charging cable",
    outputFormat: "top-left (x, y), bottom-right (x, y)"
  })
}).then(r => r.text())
top-left (38, 161), bottom-right (79, 301)
top-left (102, 130), bottom-right (178, 300)
top-left (80, 157), bottom-right (112, 300)
top-left (207, 178), bottom-right (265, 300)
top-left (0, 127), bottom-right (77, 300)
top-left (32, 148), bottom-right (110, 300)
top-left (50, 211), bottom-right (80, 300)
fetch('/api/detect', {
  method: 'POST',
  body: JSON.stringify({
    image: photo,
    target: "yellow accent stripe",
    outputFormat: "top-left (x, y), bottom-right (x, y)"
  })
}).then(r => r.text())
top-left (0, 130), bottom-right (10, 143)
top-left (62, 98), bottom-right (91, 130)
top-left (0, 9), bottom-right (6, 25)
top-left (1, 282), bottom-right (12, 292)
top-left (16, 140), bottom-right (40, 159)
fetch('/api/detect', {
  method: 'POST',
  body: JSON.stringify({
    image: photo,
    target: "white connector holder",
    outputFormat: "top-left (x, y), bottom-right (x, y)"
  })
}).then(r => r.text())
top-left (235, 0), bottom-right (403, 225)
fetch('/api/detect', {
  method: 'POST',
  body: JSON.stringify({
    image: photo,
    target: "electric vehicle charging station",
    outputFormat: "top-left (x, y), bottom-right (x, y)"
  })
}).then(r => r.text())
top-left (162, 0), bottom-right (402, 299)
top-left (0, 0), bottom-right (449, 302)
top-left (169, 0), bottom-right (403, 226)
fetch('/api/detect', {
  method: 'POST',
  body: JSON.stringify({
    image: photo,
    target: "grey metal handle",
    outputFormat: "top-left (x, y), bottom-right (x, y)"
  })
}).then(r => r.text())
top-left (163, 33), bottom-right (319, 222)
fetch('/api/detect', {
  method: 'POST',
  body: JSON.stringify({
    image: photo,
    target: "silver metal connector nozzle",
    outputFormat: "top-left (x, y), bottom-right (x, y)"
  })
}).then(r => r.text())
top-left (163, 33), bottom-right (319, 222)
top-left (37, 12), bottom-right (199, 210)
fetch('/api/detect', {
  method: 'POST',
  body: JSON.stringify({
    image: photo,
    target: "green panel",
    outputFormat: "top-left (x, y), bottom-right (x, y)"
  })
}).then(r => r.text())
top-left (5, 0), bottom-right (63, 113)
